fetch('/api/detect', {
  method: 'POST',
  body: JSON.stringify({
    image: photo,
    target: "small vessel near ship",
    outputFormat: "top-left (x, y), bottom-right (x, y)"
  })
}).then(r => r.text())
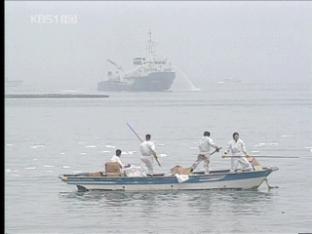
top-left (97, 31), bottom-right (175, 92)
top-left (5, 78), bottom-right (23, 88)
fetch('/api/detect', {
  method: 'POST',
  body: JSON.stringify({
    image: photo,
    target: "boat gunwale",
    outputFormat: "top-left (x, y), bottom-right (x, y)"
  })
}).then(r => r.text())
top-left (60, 167), bottom-right (278, 183)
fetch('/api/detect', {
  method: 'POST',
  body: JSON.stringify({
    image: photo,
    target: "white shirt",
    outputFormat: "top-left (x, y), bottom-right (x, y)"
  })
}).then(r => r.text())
top-left (110, 155), bottom-right (124, 168)
top-left (226, 139), bottom-right (247, 156)
top-left (140, 140), bottom-right (156, 156)
top-left (198, 136), bottom-right (217, 154)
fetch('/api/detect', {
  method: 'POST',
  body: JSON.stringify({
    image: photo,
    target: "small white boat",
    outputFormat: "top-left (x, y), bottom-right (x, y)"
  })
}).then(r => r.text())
top-left (59, 167), bottom-right (278, 192)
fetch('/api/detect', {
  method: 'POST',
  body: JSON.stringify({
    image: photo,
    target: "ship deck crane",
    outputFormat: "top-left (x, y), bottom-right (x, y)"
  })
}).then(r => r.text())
top-left (107, 59), bottom-right (124, 72)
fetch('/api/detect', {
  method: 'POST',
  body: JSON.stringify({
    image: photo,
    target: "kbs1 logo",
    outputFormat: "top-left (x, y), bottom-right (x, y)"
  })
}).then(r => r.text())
top-left (30, 14), bottom-right (78, 25)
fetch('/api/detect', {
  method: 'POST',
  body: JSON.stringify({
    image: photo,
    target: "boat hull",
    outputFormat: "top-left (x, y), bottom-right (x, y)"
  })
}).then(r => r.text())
top-left (60, 167), bottom-right (278, 191)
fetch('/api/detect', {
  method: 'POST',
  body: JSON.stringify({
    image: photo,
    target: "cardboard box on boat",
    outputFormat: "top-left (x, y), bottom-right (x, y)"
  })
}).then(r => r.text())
top-left (88, 171), bottom-right (103, 176)
top-left (105, 162), bottom-right (122, 176)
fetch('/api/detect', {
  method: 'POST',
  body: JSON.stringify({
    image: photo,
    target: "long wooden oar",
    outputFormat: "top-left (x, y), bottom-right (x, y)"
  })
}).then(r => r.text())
top-left (222, 155), bottom-right (299, 159)
top-left (126, 123), bottom-right (161, 167)
top-left (209, 148), bottom-right (222, 156)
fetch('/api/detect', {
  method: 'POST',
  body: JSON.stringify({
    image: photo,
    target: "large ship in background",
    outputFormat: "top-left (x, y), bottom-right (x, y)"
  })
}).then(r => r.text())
top-left (97, 31), bottom-right (176, 92)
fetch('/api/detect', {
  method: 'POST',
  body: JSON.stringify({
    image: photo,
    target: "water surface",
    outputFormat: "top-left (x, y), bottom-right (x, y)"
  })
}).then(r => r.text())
top-left (5, 82), bottom-right (312, 233)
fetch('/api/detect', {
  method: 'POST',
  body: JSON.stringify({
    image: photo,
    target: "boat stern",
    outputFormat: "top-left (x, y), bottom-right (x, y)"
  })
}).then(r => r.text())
top-left (269, 166), bottom-right (279, 172)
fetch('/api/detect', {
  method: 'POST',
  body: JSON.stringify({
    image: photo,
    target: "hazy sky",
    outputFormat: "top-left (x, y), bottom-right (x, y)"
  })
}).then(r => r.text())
top-left (5, 1), bottom-right (312, 91)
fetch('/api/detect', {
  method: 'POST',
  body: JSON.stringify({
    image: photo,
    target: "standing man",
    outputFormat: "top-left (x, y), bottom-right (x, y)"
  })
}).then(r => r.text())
top-left (139, 134), bottom-right (157, 175)
top-left (191, 131), bottom-right (221, 174)
top-left (224, 132), bottom-right (253, 172)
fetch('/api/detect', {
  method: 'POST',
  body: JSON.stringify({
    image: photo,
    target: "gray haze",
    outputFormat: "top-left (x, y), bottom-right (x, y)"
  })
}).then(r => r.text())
top-left (5, 1), bottom-right (312, 92)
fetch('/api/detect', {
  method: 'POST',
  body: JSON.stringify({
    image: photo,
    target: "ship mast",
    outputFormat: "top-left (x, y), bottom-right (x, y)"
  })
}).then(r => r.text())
top-left (146, 30), bottom-right (154, 63)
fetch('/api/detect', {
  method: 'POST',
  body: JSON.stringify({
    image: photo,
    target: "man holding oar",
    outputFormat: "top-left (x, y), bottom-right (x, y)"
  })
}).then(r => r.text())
top-left (191, 131), bottom-right (222, 174)
top-left (223, 132), bottom-right (253, 172)
top-left (127, 123), bottom-right (161, 176)
top-left (140, 134), bottom-right (158, 176)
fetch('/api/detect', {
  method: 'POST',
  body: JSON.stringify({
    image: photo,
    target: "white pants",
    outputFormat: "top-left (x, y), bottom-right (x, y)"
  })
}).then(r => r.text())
top-left (141, 156), bottom-right (154, 175)
top-left (191, 154), bottom-right (210, 174)
top-left (231, 156), bottom-right (253, 172)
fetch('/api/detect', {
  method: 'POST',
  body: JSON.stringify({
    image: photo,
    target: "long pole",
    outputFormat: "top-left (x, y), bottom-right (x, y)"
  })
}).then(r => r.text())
top-left (127, 123), bottom-right (144, 142)
top-left (209, 148), bottom-right (222, 156)
top-left (222, 155), bottom-right (299, 159)
top-left (126, 123), bottom-right (161, 167)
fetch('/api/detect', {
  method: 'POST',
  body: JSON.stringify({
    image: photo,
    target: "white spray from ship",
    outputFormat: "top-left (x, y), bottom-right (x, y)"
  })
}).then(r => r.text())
top-left (172, 65), bottom-right (200, 91)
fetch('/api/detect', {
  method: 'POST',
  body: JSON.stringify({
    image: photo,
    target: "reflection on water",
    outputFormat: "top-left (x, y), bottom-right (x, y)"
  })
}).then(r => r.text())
top-left (59, 189), bottom-right (274, 216)
top-left (59, 190), bottom-right (182, 204)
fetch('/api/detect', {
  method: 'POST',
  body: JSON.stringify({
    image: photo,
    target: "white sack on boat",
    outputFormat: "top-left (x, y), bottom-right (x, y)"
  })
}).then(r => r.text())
top-left (175, 174), bottom-right (189, 183)
top-left (124, 165), bottom-right (146, 177)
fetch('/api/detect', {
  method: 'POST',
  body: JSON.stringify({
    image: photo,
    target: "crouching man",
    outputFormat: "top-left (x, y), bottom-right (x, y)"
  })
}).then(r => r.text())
top-left (110, 149), bottom-right (131, 174)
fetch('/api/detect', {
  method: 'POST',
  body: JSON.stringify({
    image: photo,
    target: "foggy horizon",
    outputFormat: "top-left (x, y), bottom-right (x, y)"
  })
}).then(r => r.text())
top-left (5, 1), bottom-right (312, 92)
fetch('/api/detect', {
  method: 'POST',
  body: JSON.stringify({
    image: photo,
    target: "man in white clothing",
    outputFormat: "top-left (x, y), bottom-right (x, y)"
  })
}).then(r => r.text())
top-left (191, 131), bottom-right (221, 174)
top-left (110, 149), bottom-right (130, 172)
top-left (140, 134), bottom-right (156, 175)
top-left (224, 132), bottom-right (253, 172)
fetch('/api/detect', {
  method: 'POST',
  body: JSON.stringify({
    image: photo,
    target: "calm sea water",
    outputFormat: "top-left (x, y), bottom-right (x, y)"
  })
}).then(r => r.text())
top-left (5, 82), bottom-right (312, 233)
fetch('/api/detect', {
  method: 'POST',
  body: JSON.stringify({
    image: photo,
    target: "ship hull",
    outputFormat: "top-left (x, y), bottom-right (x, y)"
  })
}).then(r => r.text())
top-left (130, 71), bottom-right (175, 91)
top-left (97, 71), bottom-right (175, 92)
